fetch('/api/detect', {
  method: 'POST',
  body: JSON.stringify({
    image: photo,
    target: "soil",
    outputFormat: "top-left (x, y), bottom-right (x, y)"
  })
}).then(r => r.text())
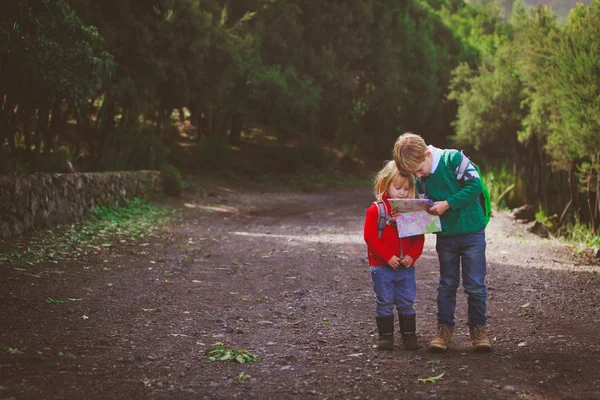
top-left (1, 179), bottom-right (600, 400)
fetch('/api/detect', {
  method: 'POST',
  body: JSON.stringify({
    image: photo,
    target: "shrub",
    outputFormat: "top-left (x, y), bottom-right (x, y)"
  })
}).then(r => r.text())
top-left (161, 164), bottom-right (182, 196)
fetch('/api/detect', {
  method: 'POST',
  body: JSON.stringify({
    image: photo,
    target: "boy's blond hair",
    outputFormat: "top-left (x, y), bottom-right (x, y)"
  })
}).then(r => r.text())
top-left (393, 132), bottom-right (428, 175)
top-left (374, 160), bottom-right (415, 200)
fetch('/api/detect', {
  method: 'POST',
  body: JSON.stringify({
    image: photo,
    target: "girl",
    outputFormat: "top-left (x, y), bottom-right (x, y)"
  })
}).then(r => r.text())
top-left (364, 161), bottom-right (425, 350)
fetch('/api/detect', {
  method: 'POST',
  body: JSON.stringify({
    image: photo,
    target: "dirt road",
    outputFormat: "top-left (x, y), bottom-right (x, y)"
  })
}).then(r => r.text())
top-left (1, 182), bottom-right (599, 399)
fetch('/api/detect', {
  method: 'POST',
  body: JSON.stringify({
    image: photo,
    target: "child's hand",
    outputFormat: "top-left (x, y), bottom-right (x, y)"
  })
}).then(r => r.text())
top-left (390, 210), bottom-right (401, 219)
top-left (401, 255), bottom-right (414, 267)
top-left (428, 201), bottom-right (450, 216)
top-left (387, 255), bottom-right (401, 269)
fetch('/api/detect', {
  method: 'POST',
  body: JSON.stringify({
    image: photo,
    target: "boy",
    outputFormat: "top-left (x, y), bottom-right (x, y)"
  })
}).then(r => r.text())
top-left (393, 132), bottom-right (492, 353)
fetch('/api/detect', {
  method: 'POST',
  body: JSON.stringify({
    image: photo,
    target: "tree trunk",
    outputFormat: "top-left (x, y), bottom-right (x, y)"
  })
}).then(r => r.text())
top-left (587, 158), bottom-right (596, 235)
top-left (98, 99), bottom-right (116, 162)
top-left (32, 105), bottom-right (50, 173)
top-left (596, 152), bottom-right (600, 233)
top-left (559, 161), bottom-right (576, 226)
top-left (45, 101), bottom-right (63, 154)
top-left (0, 95), bottom-right (12, 158)
top-left (229, 112), bottom-right (243, 146)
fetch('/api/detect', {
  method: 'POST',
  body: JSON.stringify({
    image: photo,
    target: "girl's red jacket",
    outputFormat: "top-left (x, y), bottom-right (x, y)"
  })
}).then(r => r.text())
top-left (364, 194), bottom-right (425, 267)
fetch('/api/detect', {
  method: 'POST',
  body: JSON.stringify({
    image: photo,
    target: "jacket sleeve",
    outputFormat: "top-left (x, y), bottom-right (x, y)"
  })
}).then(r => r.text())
top-left (445, 151), bottom-right (482, 210)
top-left (404, 234), bottom-right (425, 265)
top-left (364, 205), bottom-right (394, 263)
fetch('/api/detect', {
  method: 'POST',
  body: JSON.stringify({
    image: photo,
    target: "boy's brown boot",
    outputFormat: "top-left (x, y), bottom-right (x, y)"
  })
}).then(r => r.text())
top-left (376, 316), bottom-right (394, 350)
top-left (399, 314), bottom-right (420, 350)
top-left (469, 325), bottom-right (492, 352)
top-left (427, 325), bottom-right (453, 352)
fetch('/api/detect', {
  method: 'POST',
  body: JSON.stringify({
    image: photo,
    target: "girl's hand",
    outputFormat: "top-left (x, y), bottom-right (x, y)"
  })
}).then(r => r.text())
top-left (428, 201), bottom-right (450, 216)
top-left (387, 255), bottom-right (401, 269)
top-left (401, 255), bottom-right (414, 267)
top-left (390, 210), bottom-right (401, 219)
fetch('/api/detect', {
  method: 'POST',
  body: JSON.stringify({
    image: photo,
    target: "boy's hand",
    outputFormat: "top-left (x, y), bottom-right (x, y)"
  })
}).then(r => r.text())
top-left (428, 201), bottom-right (450, 216)
top-left (387, 255), bottom-right (401, 269)
top-left (401, 255), bottom-right (414, 267)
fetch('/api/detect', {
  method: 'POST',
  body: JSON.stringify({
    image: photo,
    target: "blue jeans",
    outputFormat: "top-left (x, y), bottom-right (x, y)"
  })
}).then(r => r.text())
top-left (370, 265), bottom-right (416, 317)
top-left (435, 230), bottom-right (487, 330)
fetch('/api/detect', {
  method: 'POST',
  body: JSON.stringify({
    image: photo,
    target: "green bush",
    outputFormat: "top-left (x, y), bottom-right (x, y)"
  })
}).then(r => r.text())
top-left (161, 164), bottom-right (182, 196)
top-left (483, 163), bottom-right (527, 210)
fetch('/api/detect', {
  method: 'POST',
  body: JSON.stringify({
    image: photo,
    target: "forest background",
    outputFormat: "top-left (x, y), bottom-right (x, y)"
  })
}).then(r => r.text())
top-left (0, 0), bottom-right (599, 247)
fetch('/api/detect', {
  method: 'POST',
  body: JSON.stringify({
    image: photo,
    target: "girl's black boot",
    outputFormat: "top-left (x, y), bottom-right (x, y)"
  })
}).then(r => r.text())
top-left (399, 314), bottom-right (420, 350)
top-left (376, 316), bottom-right (395, 350)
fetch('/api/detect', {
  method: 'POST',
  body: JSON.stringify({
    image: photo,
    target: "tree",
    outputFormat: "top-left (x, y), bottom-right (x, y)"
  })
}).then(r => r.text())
top-left (0, 0), bottom-right (114, 172)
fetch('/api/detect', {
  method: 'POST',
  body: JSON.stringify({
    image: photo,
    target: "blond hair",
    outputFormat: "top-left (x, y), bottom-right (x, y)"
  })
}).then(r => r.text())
top-left (393, 132), bottom-right (428, 175)
top-left (373, 160), bottom-right (415, 200)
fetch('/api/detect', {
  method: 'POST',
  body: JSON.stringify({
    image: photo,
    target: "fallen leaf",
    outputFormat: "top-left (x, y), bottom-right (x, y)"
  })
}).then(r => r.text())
top-left (418, 372), bottom-right (445, 384)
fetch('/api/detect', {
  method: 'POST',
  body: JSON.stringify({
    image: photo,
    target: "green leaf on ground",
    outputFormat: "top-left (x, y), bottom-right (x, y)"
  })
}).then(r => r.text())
top-left (418, 372), bottom-right (445, 384)
top-left (427, 359), bottom-right (441, 365)
top-left (46, 297), bottom-right (69, 304)
top-left (202, 342), bottom-right (258, 364)
top-left (233, 372), bottom-right (251, 381)
top-left (8, 348), bottom-right (24, 355)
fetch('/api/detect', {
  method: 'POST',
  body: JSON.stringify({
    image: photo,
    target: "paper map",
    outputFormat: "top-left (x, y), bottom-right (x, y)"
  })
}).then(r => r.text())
top-left (387, 198), bottom-right (442, 238)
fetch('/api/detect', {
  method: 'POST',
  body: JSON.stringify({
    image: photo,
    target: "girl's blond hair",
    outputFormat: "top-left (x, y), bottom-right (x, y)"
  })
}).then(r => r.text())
top-left (373, 160), bottom-right (415, 200)
top-left (393, 132), bottom-right (428, 175)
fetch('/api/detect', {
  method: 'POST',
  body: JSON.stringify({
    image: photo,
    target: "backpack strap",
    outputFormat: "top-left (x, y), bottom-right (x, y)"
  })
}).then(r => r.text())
top-left (416, 178), bottom-right (428, 200)
top-left (456, 151), bottom-right (471, 180)
top-left (374, 200), bottom-right (388, 239)
top-left (456, 151), bottom-right (491, 225)
top-left (374, 200), bottom-right (397, 238)
top-left (374, 200), bottom-right (404, 257)
top-left (456, 151), bottom-right (480, 181)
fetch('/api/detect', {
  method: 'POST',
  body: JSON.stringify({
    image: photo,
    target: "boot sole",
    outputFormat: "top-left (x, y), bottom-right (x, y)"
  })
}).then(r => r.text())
top-left (427, 344), bottom-right (448, 352)
top-left (473, 344), bottom-right (492, 353)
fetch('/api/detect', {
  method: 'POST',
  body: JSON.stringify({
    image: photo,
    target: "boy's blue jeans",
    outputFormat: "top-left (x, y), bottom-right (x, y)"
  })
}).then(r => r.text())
top-left (435, 230), bottom-right (487, 330)
top-left (370, 265), bottom-right (416, 317)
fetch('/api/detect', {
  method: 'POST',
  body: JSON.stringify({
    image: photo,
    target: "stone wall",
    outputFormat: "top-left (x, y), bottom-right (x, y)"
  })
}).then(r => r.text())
top-left (0, 171), bottom-right (162, 239)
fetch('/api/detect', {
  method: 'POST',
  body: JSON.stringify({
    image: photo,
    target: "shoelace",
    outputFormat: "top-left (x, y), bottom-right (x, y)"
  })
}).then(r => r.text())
top-left (438, 325), bottom-right (451, 340)
top-left (472, 326), bottom-right (486, 340)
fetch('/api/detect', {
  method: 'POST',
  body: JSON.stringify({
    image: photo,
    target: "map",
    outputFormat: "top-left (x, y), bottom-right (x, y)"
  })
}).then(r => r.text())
top-left (387, 198), bottom-right (442, 238)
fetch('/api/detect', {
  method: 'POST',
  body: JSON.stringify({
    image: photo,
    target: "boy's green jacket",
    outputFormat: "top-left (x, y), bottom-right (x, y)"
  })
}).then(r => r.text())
top-left (418, 149), bottom-right (486, 236)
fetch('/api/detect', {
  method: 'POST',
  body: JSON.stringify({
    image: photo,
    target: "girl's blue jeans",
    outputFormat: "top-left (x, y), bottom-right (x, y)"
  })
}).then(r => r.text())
top-left (435, 230), bottom-right (488, 330)
top-left (370, 265), bottom-right (416, 317)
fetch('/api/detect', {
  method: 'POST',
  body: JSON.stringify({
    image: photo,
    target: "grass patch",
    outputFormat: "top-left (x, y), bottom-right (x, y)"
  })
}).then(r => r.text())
top-left (0, 198), bottom-right (178, 265)
top-left (560, 214), bottom-right (600, 250)
top-left (482, 163), bottom-right (525, 210)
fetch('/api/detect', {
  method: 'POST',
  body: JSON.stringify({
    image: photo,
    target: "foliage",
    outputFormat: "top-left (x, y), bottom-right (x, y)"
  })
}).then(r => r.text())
top-left (0, 0), bottom-right (115, 167)
top-left (561, 214), bottom-right (600, 249)
top-left (161, 164), bottom-right (182, 196)
top-left (483, 163), bottom-right (527, 209)
top-left (418, 372), bottom-right (445, 383)
top-left (450, 0), bottom-right (600, 235)
top-left (2, 0), bottom-right (598, 242)
top-left (202, 342), bottom-right (259, 364)
top-left (0, 198), bottom-right (177, 265)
